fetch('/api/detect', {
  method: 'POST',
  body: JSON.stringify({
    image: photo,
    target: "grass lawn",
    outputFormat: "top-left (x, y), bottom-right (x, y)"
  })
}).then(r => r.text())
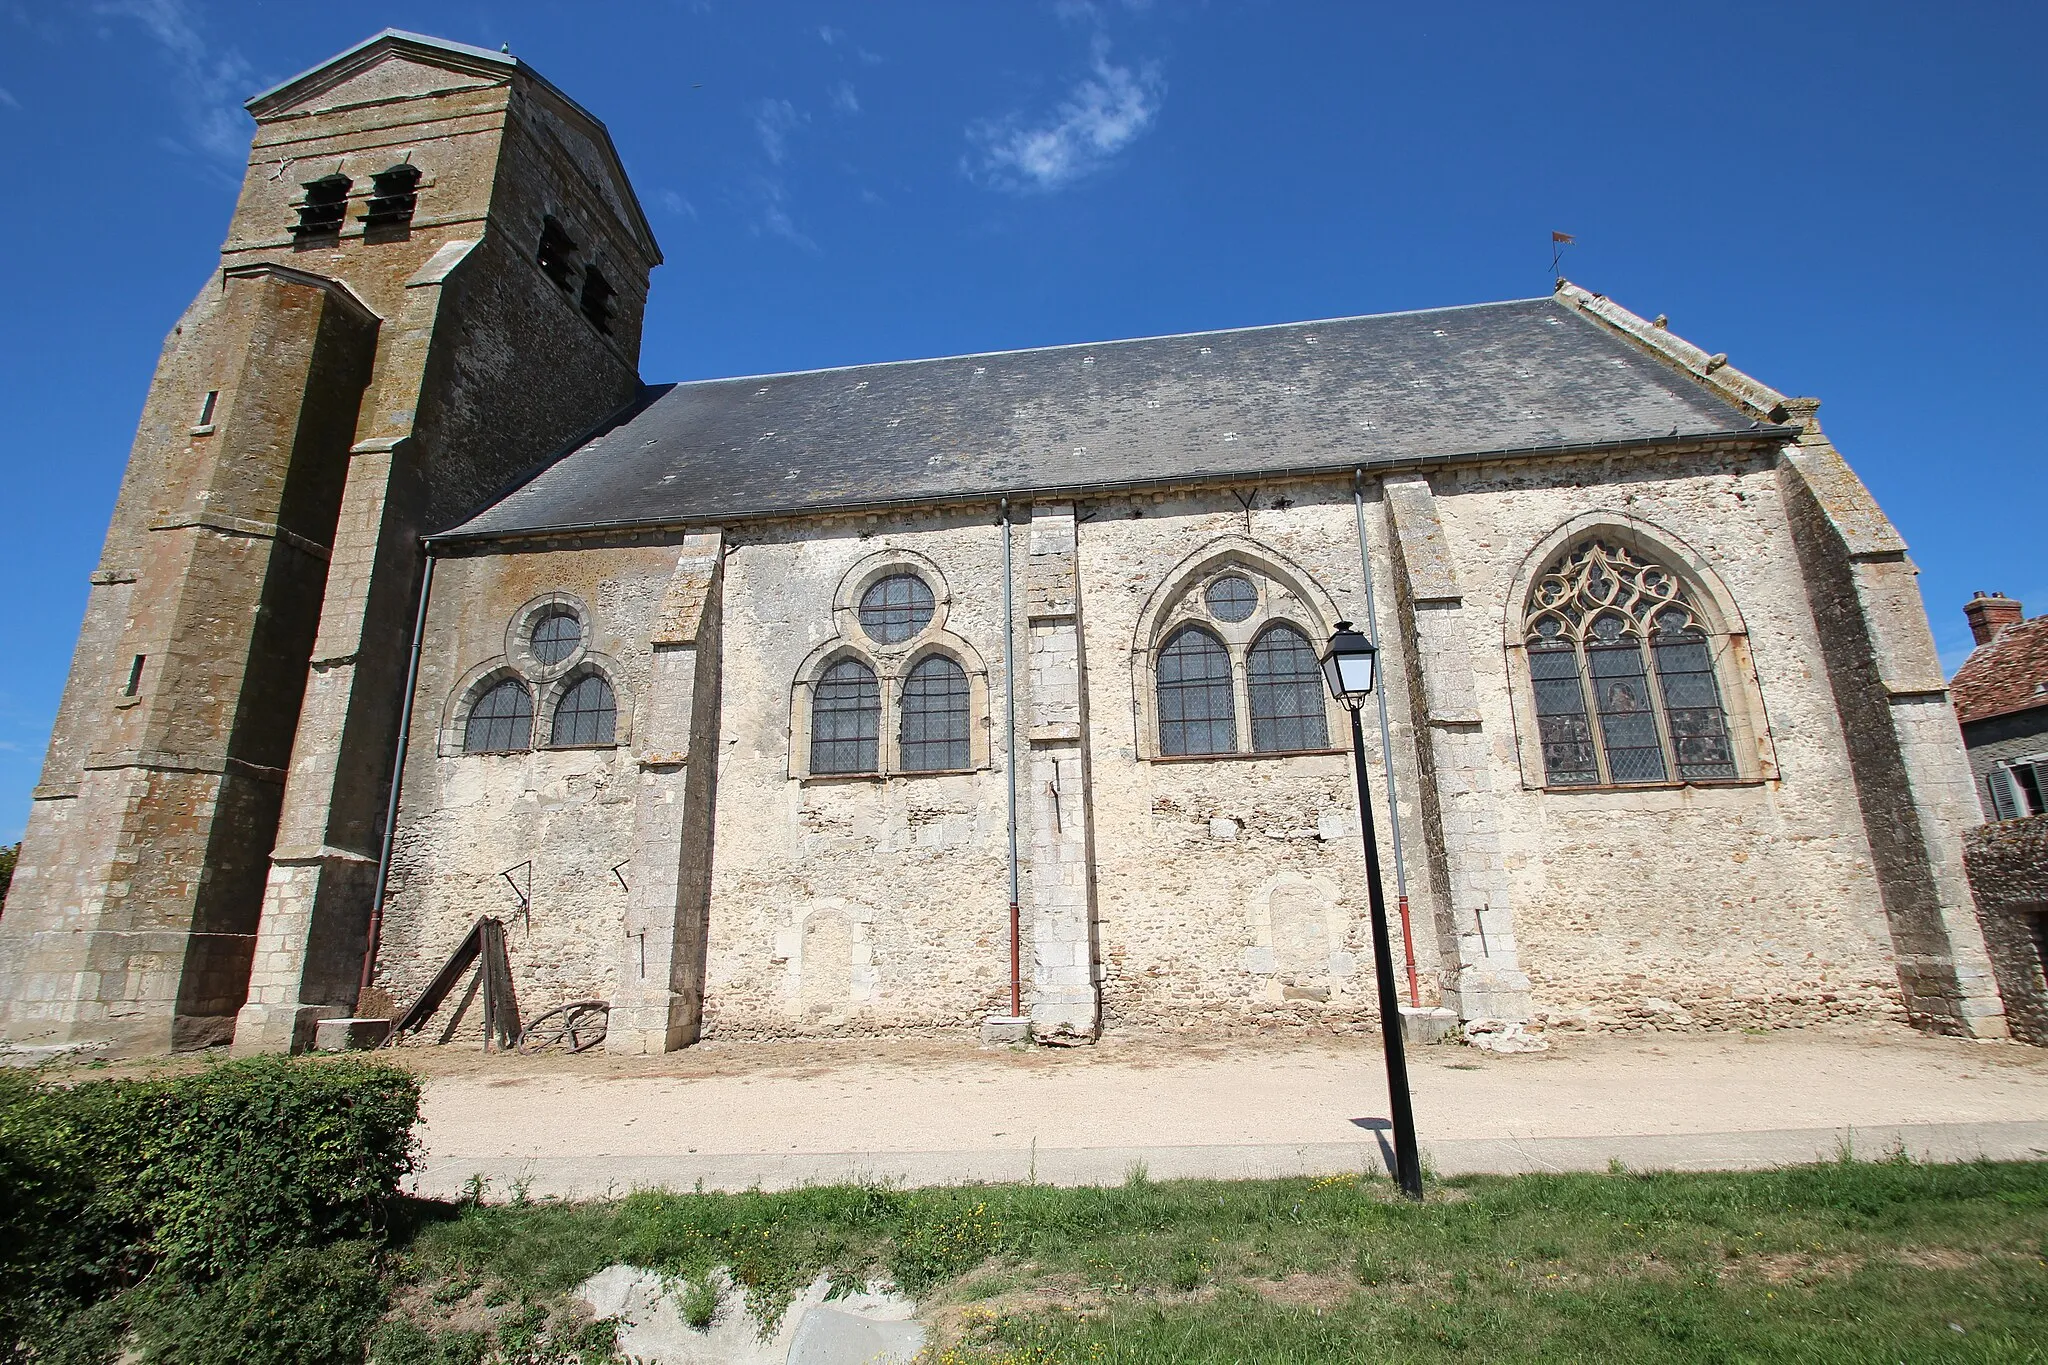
top-left (382, 1156), bottom-right (2048, 1363)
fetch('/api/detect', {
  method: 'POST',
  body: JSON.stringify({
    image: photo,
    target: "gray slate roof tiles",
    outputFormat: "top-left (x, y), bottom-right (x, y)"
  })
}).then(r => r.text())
top-left (442, 295), bottom-right (1762, 540)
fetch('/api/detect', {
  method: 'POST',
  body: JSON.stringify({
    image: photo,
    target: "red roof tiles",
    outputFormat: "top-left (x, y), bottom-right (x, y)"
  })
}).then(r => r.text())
top-left (1953, 612), bottom-right (2048, 726)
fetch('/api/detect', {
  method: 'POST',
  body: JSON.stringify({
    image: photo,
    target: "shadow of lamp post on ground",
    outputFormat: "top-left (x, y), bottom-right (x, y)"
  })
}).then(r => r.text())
top-left (1321, 620), bottom-right (1425, 1199)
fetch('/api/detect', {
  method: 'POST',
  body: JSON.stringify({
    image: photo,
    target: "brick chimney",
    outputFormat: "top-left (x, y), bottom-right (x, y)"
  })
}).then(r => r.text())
top-left (1964, 592), bottom-right (2024, 646)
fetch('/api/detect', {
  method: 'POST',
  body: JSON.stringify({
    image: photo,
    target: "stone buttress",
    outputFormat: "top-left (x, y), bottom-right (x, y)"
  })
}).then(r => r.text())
top-left (1380, 474), bottom-right (1534, 1024)
top-left (609, 531), bottom-right (726, 1053)
top-left (1021, 504), bottom-right (1104, 1039)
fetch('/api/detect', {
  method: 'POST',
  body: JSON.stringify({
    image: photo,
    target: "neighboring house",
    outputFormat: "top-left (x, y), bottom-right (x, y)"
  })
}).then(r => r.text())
top-left (1951, 594), bottom-right (2048, 821)
top-left (0, 30), bottom-right (2013, 1054)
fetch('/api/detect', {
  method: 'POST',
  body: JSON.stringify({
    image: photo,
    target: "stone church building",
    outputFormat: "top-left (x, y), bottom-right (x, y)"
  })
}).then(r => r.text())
top-left (0, 31), bottom-right (2014, 1053)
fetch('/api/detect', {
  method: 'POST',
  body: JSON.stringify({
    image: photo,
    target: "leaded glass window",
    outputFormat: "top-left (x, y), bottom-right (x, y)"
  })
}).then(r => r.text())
top-left (811, 659), bottom-right (880, 773)
top-left (858, 574), bottom-right (935, 644)
top-left (464, 679), bottom-right (533, 753)
top-left (1247, 624), bottom-right (1328, 753)
top-left (551, 673), bottom-right (616, 747)
top-left (1157, 626), bottom-right (1236, 756)
top-left (1205, 574), bottom-right (1258, 623)
top-left (531, 610), bottom-right (581, 665)
top-left (1524, 538), bottom-right (1737, 786)
top-left (900, 655), bottom-right (971, 771)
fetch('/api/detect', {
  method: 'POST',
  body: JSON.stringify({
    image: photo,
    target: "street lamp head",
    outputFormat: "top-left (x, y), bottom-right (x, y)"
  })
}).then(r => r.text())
top-left (1321, 621), bottom-right (1378, 707)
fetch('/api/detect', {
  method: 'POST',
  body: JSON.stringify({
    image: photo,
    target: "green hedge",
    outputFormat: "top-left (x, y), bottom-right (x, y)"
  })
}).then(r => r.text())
top-left (0, 1056), bottom-right (420, 1361)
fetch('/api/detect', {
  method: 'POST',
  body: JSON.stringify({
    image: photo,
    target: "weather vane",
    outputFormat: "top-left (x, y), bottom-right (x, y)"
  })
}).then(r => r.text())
top-left (1551, 230), bottom-right (1576, 281)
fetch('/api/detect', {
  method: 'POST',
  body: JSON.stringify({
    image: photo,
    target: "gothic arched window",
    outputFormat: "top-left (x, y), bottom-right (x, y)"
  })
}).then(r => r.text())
top-left (1247, 623), bottom-right (1329, 753)
top-left (464, 679), bottom-right (533, 754)
top-left (811, 659), bottom-right (881, 774)
top-left (1525, 539), bottom-right (1737, 787)
top-left (550, 673), bottom-right (617, 748)
top-left (900, 654), bottom-right (971, 772)
top-left (1156, 626), bottom-right (1237, 756)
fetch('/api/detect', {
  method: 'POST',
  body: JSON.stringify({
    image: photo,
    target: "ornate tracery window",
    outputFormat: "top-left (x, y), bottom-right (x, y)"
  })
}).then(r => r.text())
top-left (1525, 539), bottom-right (1738, 787)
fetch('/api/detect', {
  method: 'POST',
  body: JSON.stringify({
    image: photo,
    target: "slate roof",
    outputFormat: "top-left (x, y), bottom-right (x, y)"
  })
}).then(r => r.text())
top-left (1953, 613), bottom-right (2048, 726)
top-left (440, 294), bottom-right (1777, 541)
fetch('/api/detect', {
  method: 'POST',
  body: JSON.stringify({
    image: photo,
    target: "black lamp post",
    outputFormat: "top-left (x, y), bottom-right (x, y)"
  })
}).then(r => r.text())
top-left (1321, 621), bottom-right (1424, 1199)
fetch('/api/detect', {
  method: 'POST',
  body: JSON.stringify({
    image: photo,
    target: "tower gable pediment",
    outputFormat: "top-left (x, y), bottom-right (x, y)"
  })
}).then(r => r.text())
top-left (245, 30), bottom-right (514, 121)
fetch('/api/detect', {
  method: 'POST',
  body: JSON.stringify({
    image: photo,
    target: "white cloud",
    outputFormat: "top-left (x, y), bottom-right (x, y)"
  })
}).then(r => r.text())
top-left (829, 81), bottom-right (859, 115)
top-left (967, 37), bottom-right (1164, 192)
top-left (751, 97), bottom-right (805, 164)
top-left (749, 178), bottom-right (817, 252)
top-left (97, 0), bottom-right (252, 161)
top-left (659, 189), bottom-right (698, 219)
top-left (0, 86), bottom-right (19, 110)
top-left (818, 25), bottom-right (843, 45)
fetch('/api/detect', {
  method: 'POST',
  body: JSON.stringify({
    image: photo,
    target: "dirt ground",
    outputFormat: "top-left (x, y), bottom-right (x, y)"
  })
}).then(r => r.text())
top-left (404, 1023), bottom-right (2048, 1176)
top-left (38, 1021), bottom-right (2048, 1193)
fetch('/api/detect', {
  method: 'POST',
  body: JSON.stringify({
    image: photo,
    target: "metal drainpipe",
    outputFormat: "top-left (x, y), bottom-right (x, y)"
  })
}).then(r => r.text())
top-left (1353, 471), bottom-right (1421, 1007)
top-left (1000, 499), bottom-right (1022, 1017)
top-left (359, 549), bottom-right (436, 1008)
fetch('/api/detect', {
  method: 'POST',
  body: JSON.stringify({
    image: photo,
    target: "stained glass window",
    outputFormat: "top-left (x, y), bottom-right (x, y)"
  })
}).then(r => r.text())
top-left (858, 575), bottom-right (935, 644)
top-left (1524, 539), bottom-right (1737, 786)
top-left (1247, 623), bottom-right (1328, 752)
top-left (900, 655), bottom-right (971, 771)
top-left (464, 679), bottom-right (533, 753)
top-left (1157, 626), bottom-right (1236, 756)
top-left (811, 659), bottom-right (880, 773)
top-left (551, 673), bottom-right (616, 747)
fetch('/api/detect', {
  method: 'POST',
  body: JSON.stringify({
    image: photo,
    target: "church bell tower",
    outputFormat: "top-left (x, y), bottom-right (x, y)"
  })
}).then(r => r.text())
top-left (0, 31), bottom-right (660, 1052)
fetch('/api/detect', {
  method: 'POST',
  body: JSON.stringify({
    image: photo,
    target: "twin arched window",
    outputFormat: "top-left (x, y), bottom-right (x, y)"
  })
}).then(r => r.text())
top-left (1524, 538), bottom-right (1737, 787)
top-left (1157, 618), bottom-right (1329, 757)
top-left (811, 654), bottom-right (971, 775)
top-left (463, 672), bottom-right (617, 753)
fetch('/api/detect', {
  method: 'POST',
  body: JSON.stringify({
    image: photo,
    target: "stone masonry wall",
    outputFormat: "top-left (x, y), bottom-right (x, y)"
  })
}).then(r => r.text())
top-left (703, 509), bottom-right (1017, 1036)
top-left (374, 447), bottom-right (1950, 1041)
top-left (1439, 447), bottom-right (1904, 1031)
top-left (1963, 817), bottom-right (2048, 1045)
top-left (373, 539), bottom-right (680, 1021)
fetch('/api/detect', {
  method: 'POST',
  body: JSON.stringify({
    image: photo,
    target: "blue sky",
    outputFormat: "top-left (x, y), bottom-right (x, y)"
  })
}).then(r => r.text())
top-left (0, 0), bottom-right (2042, 844)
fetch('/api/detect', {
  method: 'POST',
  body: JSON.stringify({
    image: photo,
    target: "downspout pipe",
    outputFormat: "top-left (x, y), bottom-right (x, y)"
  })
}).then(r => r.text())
top-left (359, 549), bottom-right (436, 1008)
top-left (1000, 499), bottom-right (1022, 1017)
top-left (1354, 471), bottom-right (1421, 1007)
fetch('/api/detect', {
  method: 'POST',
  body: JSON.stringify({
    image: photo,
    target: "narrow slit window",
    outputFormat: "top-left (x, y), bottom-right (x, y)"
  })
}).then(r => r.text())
top-left (580, 266), bottom-right (615, 334)
top-left (290, 174), bottom-right (352, 239)
top-left (124, 655), bottom-right (145, 697)
top-left (537, 217), bottom-right (578, 289)
top-left (363, 164), bottom-right (422, 229)
top-left (1247, 623), bottom-right (1328, 752)
top-left (900, 655), bottom-right (971, 772)
top-left (1156, 626), bottom-right (1236, 756)
top-left (811, 659), bottom-right (880, 774)
top-left (197, 391), bottom-right (218, 426)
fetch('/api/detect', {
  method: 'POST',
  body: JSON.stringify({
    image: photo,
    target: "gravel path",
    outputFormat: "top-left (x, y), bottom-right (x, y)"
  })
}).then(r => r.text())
top-left (406, 1026), bottom-right (2048, 1198)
